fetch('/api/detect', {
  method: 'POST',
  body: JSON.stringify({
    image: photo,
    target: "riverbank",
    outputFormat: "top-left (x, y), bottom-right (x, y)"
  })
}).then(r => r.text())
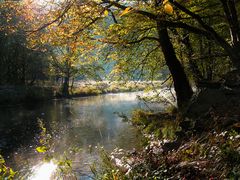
top-left (71, 81), bottom-right (162, 97)
top-left (94, 87), bottom-right (240, 179)
top-left (0, 81), bottom-right (162, 105)
top-left (1, 85), bottom-right (239, 179)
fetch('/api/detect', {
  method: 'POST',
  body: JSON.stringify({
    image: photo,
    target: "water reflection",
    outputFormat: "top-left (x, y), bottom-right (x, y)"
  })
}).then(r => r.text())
top-left (0, 92), bottom-right (164, 178)
top-left (30, 161), bottom-right (57, 180)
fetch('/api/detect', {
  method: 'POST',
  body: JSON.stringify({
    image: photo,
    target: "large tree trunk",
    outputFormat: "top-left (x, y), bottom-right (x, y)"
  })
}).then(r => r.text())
top-left (62, 76), bottom-right (70, 97)
top-left (157, 22), bottom-right (193, 109)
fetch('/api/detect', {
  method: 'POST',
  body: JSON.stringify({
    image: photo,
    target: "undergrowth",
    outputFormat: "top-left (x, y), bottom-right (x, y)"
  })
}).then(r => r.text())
top-left (93, 108), bottom-right (240, 179)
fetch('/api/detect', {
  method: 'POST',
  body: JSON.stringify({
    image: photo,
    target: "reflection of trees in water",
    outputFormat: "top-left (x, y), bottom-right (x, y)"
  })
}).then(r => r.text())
top-left (0, 93), bottom-right (141, 155)
top-left (0, 100), bottom-right (77, 156)
top-left (0, 105), bottom-right (40, 155)
top-left (48, 94), bottom-right (143, 153)
top-left (0, 93), bottom-right (143, 176)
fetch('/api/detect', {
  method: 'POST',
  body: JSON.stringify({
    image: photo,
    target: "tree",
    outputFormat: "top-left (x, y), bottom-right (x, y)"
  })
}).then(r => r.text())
top-left (95, 0), bottom-right (240, 107)
top-left (96, 0), bottom-right (193, 109)
top-left (166, 0), bottom-right (240, 69)
top-left (0, 0), bottom-right (50, 85)
top-left (5, 0), bottom-right (238, 107)
top-left (26, 0), bottom-right (104, 96)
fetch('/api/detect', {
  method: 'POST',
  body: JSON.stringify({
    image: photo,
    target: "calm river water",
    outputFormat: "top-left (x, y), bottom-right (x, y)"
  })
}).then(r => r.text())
top-left (0, 92), bottom-right (164, 179)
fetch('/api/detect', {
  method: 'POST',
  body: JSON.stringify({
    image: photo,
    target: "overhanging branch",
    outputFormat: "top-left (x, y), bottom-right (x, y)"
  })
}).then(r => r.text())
top-left (101, 0), bottom-right (157, 20)
top-left (169, 0), bottom-right (234, 55)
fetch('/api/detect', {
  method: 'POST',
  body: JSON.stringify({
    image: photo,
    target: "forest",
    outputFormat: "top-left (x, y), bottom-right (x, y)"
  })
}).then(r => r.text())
top-left (0, 0), bottom-right (240, 179)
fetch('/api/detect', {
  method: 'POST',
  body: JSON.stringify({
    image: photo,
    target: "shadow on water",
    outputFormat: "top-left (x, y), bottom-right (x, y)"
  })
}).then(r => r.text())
top-left (0, 102), bottom-right (43, 155)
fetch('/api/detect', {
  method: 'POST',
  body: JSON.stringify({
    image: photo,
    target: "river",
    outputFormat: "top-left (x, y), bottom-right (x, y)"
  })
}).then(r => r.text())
top-left (0, 92), bottom-right (164, 179)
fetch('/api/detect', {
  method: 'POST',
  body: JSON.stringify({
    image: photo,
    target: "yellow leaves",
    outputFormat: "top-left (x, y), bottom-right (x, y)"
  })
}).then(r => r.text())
top-left (112, 172), bottom-right (119, 180)
top-left (163, 0), bottom-right (174, 14)
top-left (36, 146), bottom-right (47, 153)
top-left (0, 155), bottom-right (16, 179)
top-left (104, 10), bottom-right (109, 16)
top-left (0, 156), bottom-right (5, 164)
top-left (119, 7), bottom-right (133, 17)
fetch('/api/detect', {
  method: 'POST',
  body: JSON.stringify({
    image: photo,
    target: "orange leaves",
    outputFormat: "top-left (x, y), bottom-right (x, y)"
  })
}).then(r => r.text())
top-left (163, 0), bottom-right (174, 15)
top-left (118, 2), bottom-right (173, 17)
top-left (164, 4), bottom-right (173, 14)
top-left (69, 43), bottom-right (77, 50)
top-left (119, 7), bottom-right (133, 17)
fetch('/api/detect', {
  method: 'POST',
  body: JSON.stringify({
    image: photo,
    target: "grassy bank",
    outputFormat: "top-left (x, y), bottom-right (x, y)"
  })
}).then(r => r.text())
top-left (71, 81), bottom-right (162, 97)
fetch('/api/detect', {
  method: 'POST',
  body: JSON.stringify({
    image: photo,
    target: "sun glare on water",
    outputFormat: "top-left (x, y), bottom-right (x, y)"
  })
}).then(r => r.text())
top-left (30, 161), bottom-right (57, 180)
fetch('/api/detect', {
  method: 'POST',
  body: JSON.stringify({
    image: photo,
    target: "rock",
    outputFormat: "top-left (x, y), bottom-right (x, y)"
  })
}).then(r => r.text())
top-left (185, 84), bottom-right (240, 132)
top-left (162, 140), bottom-right (182, 152)
top-left (187, 70), bottom-right (240, 119)
top-left (187, 87), bottom-right (240, 116)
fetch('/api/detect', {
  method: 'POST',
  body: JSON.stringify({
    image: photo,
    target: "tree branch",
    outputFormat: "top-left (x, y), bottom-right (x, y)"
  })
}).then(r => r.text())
top-left (72, 17), bottom-right (100, 35)
top-left (169, 0), bottom-right (234, 56)
top-left (161, 20), bottom-right (212, 38)
top-left (26, 1), bottom-right (72, 34)
top-left (101, 0), bottom-right (157, 20)
top-left (127, 36), bottom-right (160, 44)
